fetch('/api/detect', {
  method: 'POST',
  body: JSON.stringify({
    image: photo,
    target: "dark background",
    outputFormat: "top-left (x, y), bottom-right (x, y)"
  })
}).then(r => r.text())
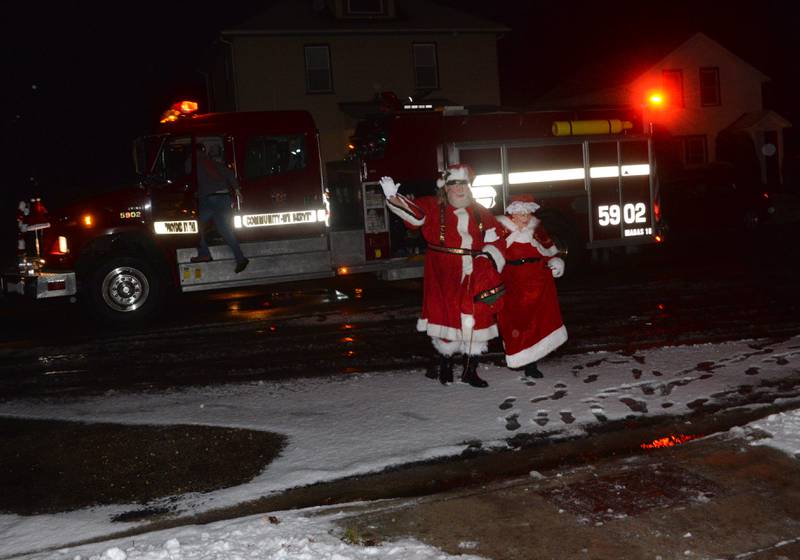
top-left (2, 0), bottom-right (797, 213)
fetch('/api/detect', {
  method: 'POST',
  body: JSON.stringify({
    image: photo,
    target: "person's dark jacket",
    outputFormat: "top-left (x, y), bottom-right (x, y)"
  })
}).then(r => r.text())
top-left (197, 153), bottom-right (239, 199)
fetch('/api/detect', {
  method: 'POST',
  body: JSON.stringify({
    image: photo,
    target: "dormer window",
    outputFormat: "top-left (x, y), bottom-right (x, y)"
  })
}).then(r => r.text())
top-left (345, 0), bottom-right (386, 15)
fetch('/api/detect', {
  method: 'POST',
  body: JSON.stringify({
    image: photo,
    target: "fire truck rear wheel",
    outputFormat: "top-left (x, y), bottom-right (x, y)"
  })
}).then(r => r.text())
top-left (88, 257), bottom-right (163, 322)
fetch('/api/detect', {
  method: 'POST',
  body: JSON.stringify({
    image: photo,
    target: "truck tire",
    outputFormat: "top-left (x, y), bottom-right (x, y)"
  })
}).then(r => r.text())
top-left (87, 256), bottom-right (163, 323)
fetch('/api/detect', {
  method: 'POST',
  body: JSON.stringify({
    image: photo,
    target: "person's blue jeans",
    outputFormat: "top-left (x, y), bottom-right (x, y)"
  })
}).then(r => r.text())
top-left (196, 193), bottom-right (246, 263)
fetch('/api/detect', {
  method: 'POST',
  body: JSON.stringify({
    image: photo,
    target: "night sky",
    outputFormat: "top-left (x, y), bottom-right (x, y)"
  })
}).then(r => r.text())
top-left (2, 0), bottom-right (797, 210)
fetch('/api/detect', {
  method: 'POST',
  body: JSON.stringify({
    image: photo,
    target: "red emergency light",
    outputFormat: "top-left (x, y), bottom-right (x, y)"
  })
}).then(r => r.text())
top-left (160, 100), bottom-right (199, 123)
top-left (646, 91), bottom-right (666, 108)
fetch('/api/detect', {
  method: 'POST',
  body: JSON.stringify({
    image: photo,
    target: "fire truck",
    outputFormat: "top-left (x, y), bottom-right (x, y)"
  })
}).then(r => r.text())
top-left (3, 100), bottom-right (662, 323)
top-left (4, 101), bottom-right (426, 323)
top-left (334, 98), bottom-right (662, 266)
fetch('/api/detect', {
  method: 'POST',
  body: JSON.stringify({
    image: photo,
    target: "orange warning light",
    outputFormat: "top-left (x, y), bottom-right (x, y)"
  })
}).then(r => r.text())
top-left (641, 434), bottom-right (700, 449)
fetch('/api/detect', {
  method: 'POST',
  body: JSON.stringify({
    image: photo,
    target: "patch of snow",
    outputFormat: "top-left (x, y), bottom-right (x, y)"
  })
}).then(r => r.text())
top-left (1, 335), bottom-right (799, 556)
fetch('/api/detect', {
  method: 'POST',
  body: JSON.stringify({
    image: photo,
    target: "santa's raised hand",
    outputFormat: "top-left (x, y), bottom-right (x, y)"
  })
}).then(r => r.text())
top-left (379, 176), bottom-right (400, 199)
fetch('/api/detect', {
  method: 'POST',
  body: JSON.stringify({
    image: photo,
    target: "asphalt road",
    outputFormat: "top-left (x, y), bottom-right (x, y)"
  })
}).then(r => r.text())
top-left (1, 224), bottom-right (799, 400)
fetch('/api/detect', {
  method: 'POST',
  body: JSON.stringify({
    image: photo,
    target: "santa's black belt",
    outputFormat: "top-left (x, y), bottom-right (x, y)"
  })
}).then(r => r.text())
top-left (507, 257), bottom-right (542, 265)
top-left (427, 245), bottom-right (483, 256)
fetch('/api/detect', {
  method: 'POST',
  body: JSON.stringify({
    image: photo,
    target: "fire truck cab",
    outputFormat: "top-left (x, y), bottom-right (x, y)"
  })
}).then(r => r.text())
top-left (3, 103), bottom-right (421, 322)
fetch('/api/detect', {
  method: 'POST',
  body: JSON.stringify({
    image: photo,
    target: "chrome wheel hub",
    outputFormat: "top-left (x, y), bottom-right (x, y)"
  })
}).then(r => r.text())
top-left (101, 266), bottom-right (150, 313)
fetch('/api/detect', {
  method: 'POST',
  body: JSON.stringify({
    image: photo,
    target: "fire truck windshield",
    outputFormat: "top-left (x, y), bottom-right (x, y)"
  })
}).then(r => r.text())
top-left (135, 136), bottom-right (231, 185)
top-left (133, 135), bottom-right (165, 176)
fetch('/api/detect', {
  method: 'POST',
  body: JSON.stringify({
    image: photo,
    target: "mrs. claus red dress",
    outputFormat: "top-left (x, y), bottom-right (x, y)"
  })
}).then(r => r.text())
top-left (496, 214), bottom-right (567, 368)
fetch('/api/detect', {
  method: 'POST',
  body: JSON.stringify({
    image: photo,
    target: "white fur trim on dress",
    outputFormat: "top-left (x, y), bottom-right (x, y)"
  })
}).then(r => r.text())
top-left (386, 195), bottom-right (425, 227)
top-left (481, 244), bottom-right (505, 273)
top-left (483, 227), bottom-right (499, 243)
top-left (504, 325), bottom-right (568, 368)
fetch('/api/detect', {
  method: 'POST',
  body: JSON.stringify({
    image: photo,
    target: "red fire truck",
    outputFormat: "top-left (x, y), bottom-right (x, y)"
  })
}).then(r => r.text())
top-left (4, 102), bottom-right (423, 323)
top-left (336, 100), bottom-right (662, 266)
top-left (3, 100), bottom-right (662, 323)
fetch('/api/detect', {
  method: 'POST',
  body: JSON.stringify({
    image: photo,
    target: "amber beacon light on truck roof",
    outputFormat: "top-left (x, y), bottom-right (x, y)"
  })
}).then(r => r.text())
top-left (160, 100), bottom-right (199, 123)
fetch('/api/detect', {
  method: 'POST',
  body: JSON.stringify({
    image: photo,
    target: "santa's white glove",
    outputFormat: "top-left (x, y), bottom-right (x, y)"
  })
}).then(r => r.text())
top-left (547, 257), bottom-right (565, 278)
top-left (379, 176), bottom-right (400, 198)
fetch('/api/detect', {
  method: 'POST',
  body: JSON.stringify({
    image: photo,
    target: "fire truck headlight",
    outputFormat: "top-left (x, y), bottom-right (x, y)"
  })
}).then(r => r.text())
top-left (82, 214), bottom-right (93, 227)
top-left (234, 215), bottom-right (243, 229)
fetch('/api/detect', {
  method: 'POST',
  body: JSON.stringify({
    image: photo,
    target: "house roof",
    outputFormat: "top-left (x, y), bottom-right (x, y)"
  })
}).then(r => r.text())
top-left (223, 0), bottom-right (509, 36)
top-left (535, 32), bottom-right (768, 107)
top-left (725, 110), bottom-right (792, 131)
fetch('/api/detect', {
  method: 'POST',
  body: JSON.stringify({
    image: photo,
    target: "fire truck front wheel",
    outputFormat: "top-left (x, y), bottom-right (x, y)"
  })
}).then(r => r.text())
top-left (87, 257), bottom-right (163, 322)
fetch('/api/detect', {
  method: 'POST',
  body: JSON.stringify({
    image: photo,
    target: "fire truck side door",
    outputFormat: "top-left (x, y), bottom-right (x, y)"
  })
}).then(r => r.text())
top-left (148, 135), bottom-right (196, 224)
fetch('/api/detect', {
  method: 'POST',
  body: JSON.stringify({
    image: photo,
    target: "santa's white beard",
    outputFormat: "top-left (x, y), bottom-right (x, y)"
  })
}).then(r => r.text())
top-left (447, 193), bottom-right (471, 208)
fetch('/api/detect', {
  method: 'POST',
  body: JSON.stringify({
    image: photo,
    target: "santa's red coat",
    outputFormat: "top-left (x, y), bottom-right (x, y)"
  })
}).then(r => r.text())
top-left (387, 194), bottom-right (506, 355)
top-left (496, 215), bottom-right (567, 368)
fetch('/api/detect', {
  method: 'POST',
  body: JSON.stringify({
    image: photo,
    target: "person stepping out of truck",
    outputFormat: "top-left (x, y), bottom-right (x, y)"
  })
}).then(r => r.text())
top-left (189, 143), bottom-right (249, 273)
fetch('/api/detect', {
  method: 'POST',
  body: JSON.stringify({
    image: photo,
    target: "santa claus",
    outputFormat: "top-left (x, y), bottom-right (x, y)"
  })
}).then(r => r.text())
top-left (380, 164), bottom-right (506, 388)
top-left (496, 195), bottom-right (567, 378)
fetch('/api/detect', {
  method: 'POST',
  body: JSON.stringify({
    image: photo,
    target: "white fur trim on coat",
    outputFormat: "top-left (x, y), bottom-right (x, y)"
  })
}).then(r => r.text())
top-left (504, 325), bottom-right (568, 368)
top-left (454, 208), bottom-right (473, 278)
top-left (498, 214), bottom-right (559, 257)
top-left (432, 337), bottom-right (461, 356)
top-left (418, 318), bottom-right (498, 343)
top-left (386, 195), bottom-right (425, 226)
top-left (481, 244), bottom-right (505, 273)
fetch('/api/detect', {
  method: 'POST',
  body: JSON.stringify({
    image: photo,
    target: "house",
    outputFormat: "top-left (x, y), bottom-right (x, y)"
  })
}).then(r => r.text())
top-left (536, 32), bottom-right (791, 186)
top-left (207, 0), bottom-right (508, 164)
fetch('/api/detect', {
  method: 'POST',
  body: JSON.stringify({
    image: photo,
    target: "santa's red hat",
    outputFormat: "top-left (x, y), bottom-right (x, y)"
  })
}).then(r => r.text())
top-left (436, 163), bottom-right (475, 188)
top-left (505, 194), bottom-right (540, 215)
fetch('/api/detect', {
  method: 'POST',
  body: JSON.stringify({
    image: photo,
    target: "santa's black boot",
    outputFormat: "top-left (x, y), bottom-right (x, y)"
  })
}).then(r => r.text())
top-left (524, 362), bottom-right (543, 379)
top-left (461, 356), bottom-right (489, 388)
top-left (438, 355), bottom-right (454, 385)
top-left (425, 355), bottom-right (439, 380)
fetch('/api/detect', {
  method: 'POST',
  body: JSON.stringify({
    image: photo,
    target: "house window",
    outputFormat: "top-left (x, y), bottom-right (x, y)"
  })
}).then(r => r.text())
top-left (699, 67), bottom-right (721, 106)
top-left (662, 69), bottom-right (685, 108)
top-left (346, 0), bottom-right (385, 14)
top-left (680, 135), bottom-right (708, 166)
top-left (413, 43), bottom-right (439, 90)
top-left (304, 45), bottom-right (333, 93)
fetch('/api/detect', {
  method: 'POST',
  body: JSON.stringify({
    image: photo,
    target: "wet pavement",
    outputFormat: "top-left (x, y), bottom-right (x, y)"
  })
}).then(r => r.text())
top-left (333, 419), bottom-right (800, 560)
top-left (0, 418), bottom-right (285, 517)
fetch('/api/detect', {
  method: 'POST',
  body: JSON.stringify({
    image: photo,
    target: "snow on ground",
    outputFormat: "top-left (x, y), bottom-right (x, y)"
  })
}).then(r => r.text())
top-left (2, 335), bottom-right (800, 558)
top-left (15, 504), bottom-right (485, 560)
